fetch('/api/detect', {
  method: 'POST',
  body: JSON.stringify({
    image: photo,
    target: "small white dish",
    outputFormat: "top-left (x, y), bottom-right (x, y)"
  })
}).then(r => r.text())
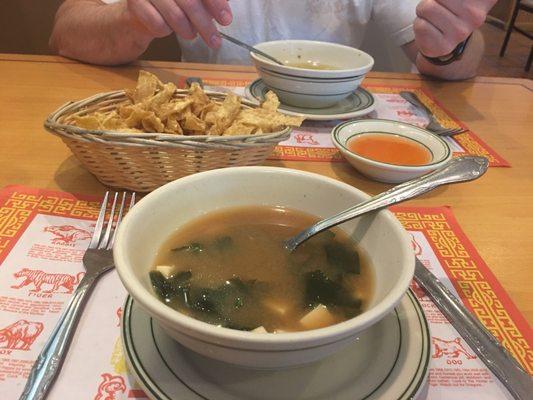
top-left (251, 40), bottom-right (374, 108)
top-left (332, 119), bottom-right (452, 183)
top-left (122, 290), bottom-right (430, 400)
top-left (245, 79), bottom-right (375, 121)
top-left (114, 166), bottom-right (414, 369)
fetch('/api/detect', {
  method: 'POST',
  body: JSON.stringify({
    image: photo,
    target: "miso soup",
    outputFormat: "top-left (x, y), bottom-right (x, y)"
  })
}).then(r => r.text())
top-left (150, 206), bottom-right (373, 332)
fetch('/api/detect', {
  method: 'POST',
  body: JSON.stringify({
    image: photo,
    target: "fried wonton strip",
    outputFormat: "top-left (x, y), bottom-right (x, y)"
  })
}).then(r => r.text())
top-left (188, 82), bottom-right (210, 116)
top-left (165, 114), bottom-right (184, 134)
top-left (158, 99), bottom-right (193, 121)
top-left (181, 110), bottom-right (206, 133)
top-left (141, 113), bottom-right (165, 133)
top-left (129, 71), bottom-right (162, 104)
top-left (143, 82), bottom-right (177, 113)
top-left (101, 111), bottom-right (129, 130)
top-left (223, 122), bottom-right (259, 136)
top-left (261, 91), bottom-right (281, 112)
top-left (73, 115), bottom-right (103, 130)
top-left (205, 93), bottom-right (241, 135)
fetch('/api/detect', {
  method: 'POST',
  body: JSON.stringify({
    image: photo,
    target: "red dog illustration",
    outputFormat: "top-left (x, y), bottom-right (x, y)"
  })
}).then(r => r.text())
top-left (116, 307), bottom-right (123, 327)
top-left (94, 373), bottom-right (127, 400)
top-left (44, 225), bottom-right (92, 245)
top-left (410, 281), bottom-right (426, 299)
top-left (432, 336), bottom-right (476, 359)
top-left (410, 234), bottom-right (423, 256)
top-left (0, 320), bottom-right (44, 350)
top-left (294, 133), bottom-right (319, 146)
top-left (12, 268), bottom-right (84, 293)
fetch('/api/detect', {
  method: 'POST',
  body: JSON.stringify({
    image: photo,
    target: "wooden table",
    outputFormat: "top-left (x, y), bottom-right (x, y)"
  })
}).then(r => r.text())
top-left (0, 54), bottom-right (531, 325)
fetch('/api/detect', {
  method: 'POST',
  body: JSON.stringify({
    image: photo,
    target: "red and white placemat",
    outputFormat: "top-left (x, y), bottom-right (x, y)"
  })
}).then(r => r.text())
top-left (0, 186), bottom-right (529, 399)
top-left (195, 78), bottom-right (509, 167)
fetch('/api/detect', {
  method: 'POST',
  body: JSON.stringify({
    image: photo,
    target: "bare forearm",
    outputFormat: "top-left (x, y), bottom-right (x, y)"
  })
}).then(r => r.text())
top-left (415, 30), bottom-right (484, 80)
top-left (50, 0), bottom-right (153, 65)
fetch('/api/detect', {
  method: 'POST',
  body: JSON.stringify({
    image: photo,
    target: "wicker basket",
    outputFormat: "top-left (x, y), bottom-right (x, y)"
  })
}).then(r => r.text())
top-left (44, 89), bottom-right (291, 192)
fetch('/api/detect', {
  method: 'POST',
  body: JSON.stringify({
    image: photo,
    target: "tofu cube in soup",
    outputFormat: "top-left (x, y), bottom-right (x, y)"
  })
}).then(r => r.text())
top-left (300, 305), bottom-right (336, 330)
top-left (156, 265), bottom-right (176, 279)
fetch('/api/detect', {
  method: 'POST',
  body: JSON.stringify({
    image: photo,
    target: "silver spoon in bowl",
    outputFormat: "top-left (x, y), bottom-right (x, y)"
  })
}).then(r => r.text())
top-left (284, 155), bottom-right (489, 252)
top-left (218, 32), bottom-right (285, 65)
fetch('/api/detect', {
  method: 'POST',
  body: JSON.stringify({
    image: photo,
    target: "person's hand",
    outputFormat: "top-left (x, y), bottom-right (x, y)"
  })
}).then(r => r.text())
top-left (414, 0), bottom-right (496, 58)
top-left (127, 0), bottom-right (232, 48)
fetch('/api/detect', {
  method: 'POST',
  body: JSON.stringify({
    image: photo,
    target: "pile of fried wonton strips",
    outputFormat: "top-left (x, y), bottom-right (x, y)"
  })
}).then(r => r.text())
top-left (72, 71), bottom-right (303, 136)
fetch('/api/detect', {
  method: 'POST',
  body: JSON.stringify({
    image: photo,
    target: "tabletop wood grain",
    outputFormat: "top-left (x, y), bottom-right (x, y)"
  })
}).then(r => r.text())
top-left (0, 54), bottom-right (531, 325)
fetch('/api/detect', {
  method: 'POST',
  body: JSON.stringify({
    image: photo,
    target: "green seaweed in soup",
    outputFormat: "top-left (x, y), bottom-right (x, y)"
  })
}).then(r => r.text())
top-left (150, 206), bottom-right (373, 332)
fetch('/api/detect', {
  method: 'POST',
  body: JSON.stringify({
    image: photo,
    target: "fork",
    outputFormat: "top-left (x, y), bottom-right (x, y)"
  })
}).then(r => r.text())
top-left (19, 191), bottom-right (136, 400)
top-left (399, 91), bottom-right (466, 136)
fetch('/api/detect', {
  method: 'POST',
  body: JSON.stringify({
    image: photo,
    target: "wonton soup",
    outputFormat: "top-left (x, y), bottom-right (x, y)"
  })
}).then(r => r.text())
top-left (285, 61), bottom-right (338, 70)
top-left (149, 206), bottom-right (373, 332)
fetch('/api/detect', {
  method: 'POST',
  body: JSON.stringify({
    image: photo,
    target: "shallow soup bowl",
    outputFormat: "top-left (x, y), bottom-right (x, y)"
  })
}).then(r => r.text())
top-left (251, 40), bottom-right (374, 108)
top-left (114, 167), bottom-right (414, 369)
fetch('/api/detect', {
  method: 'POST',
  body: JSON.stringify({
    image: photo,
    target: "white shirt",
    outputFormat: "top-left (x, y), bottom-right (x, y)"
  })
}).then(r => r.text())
top-left (179, 0), bottom-right (417, 65)
top-left (102, 0), bottom-right (417, 68)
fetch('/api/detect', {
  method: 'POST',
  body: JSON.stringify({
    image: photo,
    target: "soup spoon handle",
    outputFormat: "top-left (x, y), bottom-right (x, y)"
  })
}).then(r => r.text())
top-left (285, 155), bottom-right (489, 251)
top-left (218, 32), bottom-right (284, 65)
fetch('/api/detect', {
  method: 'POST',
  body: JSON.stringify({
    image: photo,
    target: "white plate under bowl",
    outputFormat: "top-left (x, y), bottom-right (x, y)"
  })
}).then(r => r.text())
top-left (122, 290), bottom-right (430, 400)
top-left (245, 79), bottom-right (375, 121)
top-left (332, 119), bottom-right (452, 183)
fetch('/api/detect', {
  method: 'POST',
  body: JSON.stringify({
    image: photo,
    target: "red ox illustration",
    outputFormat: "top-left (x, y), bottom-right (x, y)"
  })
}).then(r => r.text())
top-left (12, 268), bottom-right (84, 293)
top-left (294, 133), bottom-right (319, 146)
top-left (44, 225), bottom-right (92, 245)
top-left (94, 373), bottom-right (127, 400)
top-left (0, 320), bottom-right (44, 350)
top-left (432, 336), bottom-right (476, 359)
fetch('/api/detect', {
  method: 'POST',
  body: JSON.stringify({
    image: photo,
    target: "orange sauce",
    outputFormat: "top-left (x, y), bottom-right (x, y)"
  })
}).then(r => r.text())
top-left (347, 133), bottom-right (432, 166)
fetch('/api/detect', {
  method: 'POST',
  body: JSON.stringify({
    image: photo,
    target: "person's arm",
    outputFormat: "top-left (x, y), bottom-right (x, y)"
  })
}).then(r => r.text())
top-left (402, 0), bottom-right (496, 80)
top-left (50, 0), bottom-right (232, 66)
top-left (50, 0), bottom-right (154, 65)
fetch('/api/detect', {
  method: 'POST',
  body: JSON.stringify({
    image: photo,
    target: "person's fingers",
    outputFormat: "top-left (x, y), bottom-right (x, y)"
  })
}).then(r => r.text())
top-left (413, 16), bottom-right (454, 57)
top-left (149, 0), bottom-right (197, 40)
top-left (176, 0), bottom-right (221, 48)
top-left (203, 0), bottom-right (233, 25)
top-left (416, 0), bottom-right (471, 48)
top-left (127, 0), bottom-right (173, 38)
top-left (434, 0), bottom-right (491, 30)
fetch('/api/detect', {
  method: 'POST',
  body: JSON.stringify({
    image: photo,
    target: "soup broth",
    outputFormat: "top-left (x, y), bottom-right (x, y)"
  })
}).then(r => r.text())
top-left (150, 206), bottom-right (373, 332)
top-left (285, 61), bottom-right (338, 70)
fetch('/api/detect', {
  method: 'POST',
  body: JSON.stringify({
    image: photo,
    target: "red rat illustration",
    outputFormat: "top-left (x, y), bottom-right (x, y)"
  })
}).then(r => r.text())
top-left (44, 225), bottom-right (92, 244)
top-left (94, 373), bottom-right (127, 400)
top-left (0, 320), bottom-right (44, 350)
top-left (294, 133), bottom-right (320, 146)
top-left (432, 337), bottom-right (477, 359)
top-left (12, 268), bottom-right (84, 293)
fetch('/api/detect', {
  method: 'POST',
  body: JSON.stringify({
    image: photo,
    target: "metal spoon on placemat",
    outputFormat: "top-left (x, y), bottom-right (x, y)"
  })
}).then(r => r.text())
top-left (285, 156), bottom-right (533, 399)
